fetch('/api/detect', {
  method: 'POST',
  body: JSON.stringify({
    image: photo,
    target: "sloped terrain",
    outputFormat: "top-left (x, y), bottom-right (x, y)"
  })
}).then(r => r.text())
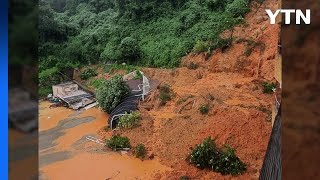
top-left (39, 0), bottom-right (279, 179)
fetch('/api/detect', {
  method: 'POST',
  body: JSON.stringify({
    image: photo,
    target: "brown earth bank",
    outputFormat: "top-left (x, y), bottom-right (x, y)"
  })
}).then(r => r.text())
top-left (40, 0), bottom-right (279, 179)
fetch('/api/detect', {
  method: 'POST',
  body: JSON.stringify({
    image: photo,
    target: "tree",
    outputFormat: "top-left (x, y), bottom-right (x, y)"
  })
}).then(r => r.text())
top-left (119, 37), bottom-right (141, 63)
top-left (96, 75), bottom-right (130, 113)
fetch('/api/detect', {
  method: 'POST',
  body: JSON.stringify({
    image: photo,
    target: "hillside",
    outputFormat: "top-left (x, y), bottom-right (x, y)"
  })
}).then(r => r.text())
top-left (39, 0), bottom-right (260, 96)
top-left (39, 0), bottom-right (280, 179)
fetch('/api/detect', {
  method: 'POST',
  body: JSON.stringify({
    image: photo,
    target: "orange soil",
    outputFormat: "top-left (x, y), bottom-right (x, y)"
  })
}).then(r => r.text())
top-left (40, 0), bottom-right (279, 179)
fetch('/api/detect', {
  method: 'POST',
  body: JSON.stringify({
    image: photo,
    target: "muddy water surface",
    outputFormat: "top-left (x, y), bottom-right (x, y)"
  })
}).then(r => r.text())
top-left (39, 101), bottom-right (171, 180)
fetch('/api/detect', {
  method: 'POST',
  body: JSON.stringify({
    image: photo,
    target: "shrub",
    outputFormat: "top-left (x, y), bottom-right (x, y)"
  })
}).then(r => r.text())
top-left (190, 137), bottom-right (219, 169)
top-left (135, 143), bottom-right (147, 159)
top-left (159, 84), bottom-right (174, 106)
top-left (118, 111), bottom-right (141, 129)
top-left (262, 82), bottom-right (276, 94)
top-left (96, 75), bottom-right (130, 113)
top-left (189, 137), bottom-right (246, 175)
top-left (80, 68), bottom-right (97, 80)
top-left (106, 135), bottom-right (131, 151)
top-left (180, 176), bottom-right (191, 180)
top-left (225, 0), bottom-right (250, 17)
top-left (193, 40), bottom-right (210, 53)
top-left (215, 146), bottom-right (247, 175)
top-left (199, 104), bottom-right (210, 114)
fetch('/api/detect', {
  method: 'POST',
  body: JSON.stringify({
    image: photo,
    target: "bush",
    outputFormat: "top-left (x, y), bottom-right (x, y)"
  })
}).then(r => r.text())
top-left (106, 134), bottom-right (131, 151)
top-left (80, 68), bottom-right (97, 80)
top-left (262, 82), bottom-right (276, 94)
top-left (190, 137), bottom-right (219, 169)
top-left (193, 40), bottom-right (210, 53)
top-left (159, 84), bottom-right (174, 106)
top-left (96, 75), bottom-right (130, 113)
top-left (199, 104), bottom-right (210, 114)
top-left (225, 0), bottom-right (250, 17)
top-left (135, 144), bottom-right (147, 159)
top-left (118, 111), bottom-right (141, 129)
top-left (189, 137), bottom-right (246, 175)
top-left (217, 146), bottom-right (247, 175)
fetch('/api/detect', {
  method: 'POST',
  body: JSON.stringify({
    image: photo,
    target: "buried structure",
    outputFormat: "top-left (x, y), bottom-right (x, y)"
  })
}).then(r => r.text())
top-left (108, 71), bottom-right (154, 129)
top-left (52, 81), bottom-right (96, 110)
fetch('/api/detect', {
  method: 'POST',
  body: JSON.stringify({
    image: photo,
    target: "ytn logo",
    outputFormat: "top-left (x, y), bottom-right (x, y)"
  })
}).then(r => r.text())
top-left (266, 9), bottom-right (311, 25)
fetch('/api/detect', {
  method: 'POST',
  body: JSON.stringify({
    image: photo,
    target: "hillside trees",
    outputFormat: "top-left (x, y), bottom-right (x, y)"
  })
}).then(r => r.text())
top-left (39, 0), bottom-right (253, 89)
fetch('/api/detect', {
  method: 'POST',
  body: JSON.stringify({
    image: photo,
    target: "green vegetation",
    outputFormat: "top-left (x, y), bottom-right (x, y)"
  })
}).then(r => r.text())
top-left (106, 134), bottom-right (131, 151)
top-left (189, 137), bottom-right (246, 175)
top-left (103, 64), bottom-right (139, 74)
top-left (199, 104), bottom-right (210, 114)
top-left (96, 75), bottom-right (130, 113)
top-left (39, 0), bottom-right (253, 82)
top-left (159, 84), bottom-right (174, 106)
top-left (118, 111), bottom-right (141, 129)
top-left (80, 68), bottom-right (97, 80)
top-left (262, 82), bottom-right (276, 94)
top-left (134, 70), bottom-right (143, 80)
top-left (135, 143), bottom-right (147, 159)
top-left (88, 78), bottom-right (105, 89)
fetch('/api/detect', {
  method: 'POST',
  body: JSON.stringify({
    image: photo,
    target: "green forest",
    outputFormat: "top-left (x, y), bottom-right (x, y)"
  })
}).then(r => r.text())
top-left (39, 0), bottom-right (254, 95)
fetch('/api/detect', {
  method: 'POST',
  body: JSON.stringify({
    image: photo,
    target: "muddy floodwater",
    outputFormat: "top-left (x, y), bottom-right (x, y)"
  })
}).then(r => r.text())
top-left (39, 101), bottom-right (171, 180)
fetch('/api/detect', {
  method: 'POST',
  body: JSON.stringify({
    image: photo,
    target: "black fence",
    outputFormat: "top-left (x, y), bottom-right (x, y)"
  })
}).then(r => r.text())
top-left (259, 106), bottom-right (281, 180)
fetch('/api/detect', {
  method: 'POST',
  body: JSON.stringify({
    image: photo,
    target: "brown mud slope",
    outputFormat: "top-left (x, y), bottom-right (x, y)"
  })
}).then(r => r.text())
top-left (98, 0), bottom-right (279, 179)
top-left (40, 0), bottom-right (279, 179)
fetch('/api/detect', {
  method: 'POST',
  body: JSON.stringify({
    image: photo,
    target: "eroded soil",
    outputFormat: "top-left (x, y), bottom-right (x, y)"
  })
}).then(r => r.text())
top-left (40, 0), bottom-right (279, 179)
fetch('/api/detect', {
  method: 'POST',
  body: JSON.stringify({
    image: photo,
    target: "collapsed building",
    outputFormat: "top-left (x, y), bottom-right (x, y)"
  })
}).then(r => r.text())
top-left (52, 81), bottom-right (96, 110)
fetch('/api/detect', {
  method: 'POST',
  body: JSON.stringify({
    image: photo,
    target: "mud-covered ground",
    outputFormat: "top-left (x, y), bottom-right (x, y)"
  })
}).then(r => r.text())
top-left (39, 0), bottom-right (279, 179)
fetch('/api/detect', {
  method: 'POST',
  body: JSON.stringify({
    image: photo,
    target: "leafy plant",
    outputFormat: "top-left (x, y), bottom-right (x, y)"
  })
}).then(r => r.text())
top-left (225, 0), bottom-right (250, 17)
top-left (262, 82), bottom-right (276, 94)
top-left (119, 37), bottom-right (141, 63)
top-left (159, 84), bottom-right (174, 106)
top-left (134, 70), bottom-right (143, 80)
top-left (135, 143), bottom-right (147, 159)
top-left (89, 78), bottom-right (105, 89)
top-left (80, 68), bottom-right (97, 80)
top-left (189, 137), bottom-right (246, 175)
top-left (106, 134), bottom-right (131, 151)
top-left (118, 111), bottom-right (141, 129)
top-left (199, 104), bottom-right (210, 114)
top-left (193, 40), bottom-right (211, 53)
top-left (96, 75), bottom-right (130, 113)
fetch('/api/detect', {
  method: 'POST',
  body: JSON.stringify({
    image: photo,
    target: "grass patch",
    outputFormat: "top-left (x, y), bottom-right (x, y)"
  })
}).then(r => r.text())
top-left (88, 78), bottom-right (105, 89)
top-left (189, 137), bottom-right (246, 175)
top-left (106, 135), bottom-right (131, 151)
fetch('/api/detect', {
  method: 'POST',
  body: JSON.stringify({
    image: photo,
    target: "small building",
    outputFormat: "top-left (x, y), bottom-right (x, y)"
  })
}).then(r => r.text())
top-left (52, 82), bottom-right (95, 110)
